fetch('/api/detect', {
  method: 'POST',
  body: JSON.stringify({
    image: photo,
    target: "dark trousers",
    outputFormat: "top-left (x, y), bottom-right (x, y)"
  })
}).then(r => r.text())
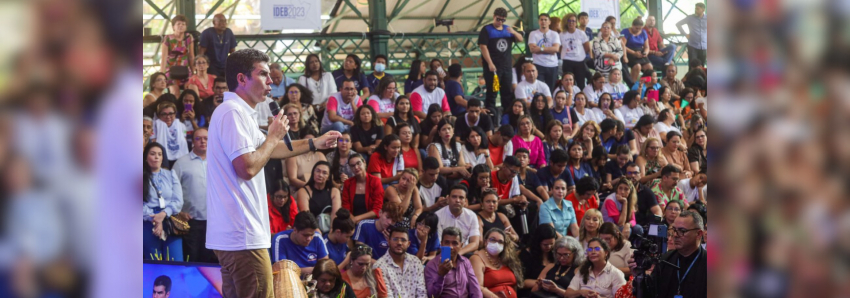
top-left (484, 66), bottom-right (514, 118)
top-left (535, 64), bottom-right (560, 93)
top-left (562, 59), bottom-right (591, 90)
top-left (183, 219), bottom-right (218, 263)
top-left (687, 45), bottom-right (707, 67)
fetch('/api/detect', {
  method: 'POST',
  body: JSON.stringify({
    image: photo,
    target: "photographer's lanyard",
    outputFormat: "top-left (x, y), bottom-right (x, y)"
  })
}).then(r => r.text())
top-left (676, 249), bottom-right (701, 296)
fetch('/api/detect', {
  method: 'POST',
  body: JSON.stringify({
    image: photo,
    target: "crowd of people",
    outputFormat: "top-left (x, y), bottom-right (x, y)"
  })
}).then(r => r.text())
top-left (144, 5), bottom-right (708, 298)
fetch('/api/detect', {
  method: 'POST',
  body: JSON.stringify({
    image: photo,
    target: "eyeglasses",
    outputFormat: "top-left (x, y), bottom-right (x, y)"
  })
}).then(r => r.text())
top-left (285, 112), bottom-right (299, 117)
top-left (649, 146), bottom-right (661, 150)
top-left (390, 237), bottom-right (408, 243)
top-left (289, 91), bottom-right (299, 94)
top-left (586, 247), bottom-right (603, 252)
top-left (160, 112), bottom-right (176, 117)
top-left (355, 245), bottom-right (373, 255)
top-left (507, 168), bottom-right (519, 175)
top-left (567, 20), bottom-right (577, 23)
top-left (478, 176), bottom-right (491, 181)
top-left (194, 136), bottom-right (208, 141)
top-left (696, 135), bottom-right (707, 139)
top-left (556, 252), bottom-right (572, 258)
top-left (348, 160), bottom-right (362, 167)
top-left (488, 238), bottom-right (505, 245)
top-left (338, 139), bottom-right (351, 143)
top-left (626, 171), bottom-right (640, 175)
top-left (667, 207), bottom-right (681, 212)
top-left (496, 18), bottom-right (506, 22)
top-left (671, 227), bottom-right (700, 236)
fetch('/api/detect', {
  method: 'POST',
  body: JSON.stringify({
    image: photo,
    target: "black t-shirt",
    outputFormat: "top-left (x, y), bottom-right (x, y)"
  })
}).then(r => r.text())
top-left (387, 116), bottom-right (421, 136)
top-left (635, 183), bottom-right (660, 226)
top-left (478, 24), bottom-right (517, 70)
top-left (350, 124), bottom-right (384, 148)
top-left (604, 160), bottom-right (627, 181)
top-left (454, 113), bottom-right (495, 141)
top-left (652, 248), bottom-right (707, 298)
top-left (518, 171), bottom-right (544, 200)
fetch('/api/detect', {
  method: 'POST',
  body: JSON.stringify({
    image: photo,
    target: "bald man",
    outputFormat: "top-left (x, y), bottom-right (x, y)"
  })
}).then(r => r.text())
top-left (199, 14), bottom-right (237, 77)
top-left (269, 68), bottom-right (296, 100)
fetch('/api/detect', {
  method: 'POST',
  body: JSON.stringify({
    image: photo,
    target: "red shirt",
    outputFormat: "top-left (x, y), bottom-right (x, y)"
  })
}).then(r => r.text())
top-left (565, 192), bottom-right (599, 226)
top-left (268, 194), bottom-right (298, 234)
top-left (368, 152), bottom-right (395, 179)
top-left (489, 143), bottom-right (505, 166)
top-left (402, 147), bottom-right (419, 170)
top-left (644, 27), bottom-right (662, 52)
top-left (490, 170), bottom-right (514, 200)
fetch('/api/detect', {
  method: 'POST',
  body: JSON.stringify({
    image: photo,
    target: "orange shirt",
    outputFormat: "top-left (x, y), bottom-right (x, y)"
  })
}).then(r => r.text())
top-left (565, 192), bottom-right (599, 226)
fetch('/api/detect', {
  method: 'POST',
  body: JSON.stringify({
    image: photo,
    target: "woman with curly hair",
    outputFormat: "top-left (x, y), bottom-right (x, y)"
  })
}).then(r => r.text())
top-left (470, 228), bottom-right (524, 298)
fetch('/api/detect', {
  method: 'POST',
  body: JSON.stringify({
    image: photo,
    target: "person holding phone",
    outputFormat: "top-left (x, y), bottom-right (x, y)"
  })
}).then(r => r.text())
top-left (424, 227), bottom-right (483, 298)
top-left (530, 237), bottom-right (585, 298)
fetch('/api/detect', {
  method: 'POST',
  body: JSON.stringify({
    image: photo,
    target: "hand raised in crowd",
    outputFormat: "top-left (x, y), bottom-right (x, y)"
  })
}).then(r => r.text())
top-left (415, 223), bottom-right (430, 242)
top-left (315, 131), bottom-right (342, 150)
top-left (183, 109), bottom-right (195, 121)
top-left (437, 259), bottom-right (454, 276)
top-left (339, 173), bottom-right (349, 182)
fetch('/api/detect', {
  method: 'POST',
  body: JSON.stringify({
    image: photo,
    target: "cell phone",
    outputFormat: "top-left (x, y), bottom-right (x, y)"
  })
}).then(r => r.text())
top-left (184, 103), bottom-right (192, 111)
top-left (441, 246), bottom-right (452, 263)
top-left (641, 76), bottom-right (651, 84)
top-left (646, 90), bottom-right (659, 102)
top-left (542, 279), bottom-right (556, 286)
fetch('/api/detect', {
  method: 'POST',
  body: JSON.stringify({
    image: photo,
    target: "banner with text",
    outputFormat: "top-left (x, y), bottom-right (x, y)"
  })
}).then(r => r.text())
top-left (581, 0), bottom-right (620, 31)
top-left (261, 0), bottom-right (322, 31)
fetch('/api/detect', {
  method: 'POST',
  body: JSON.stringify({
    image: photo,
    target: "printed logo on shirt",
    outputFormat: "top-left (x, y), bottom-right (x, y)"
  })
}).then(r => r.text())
top-left (307, 253), bottom-right (318, 261)
top-left (371, 134), bottom-right (378, 141)
top-left (497, 39), bottom-right (508, 52)
top-left (379, 241), bottom-right (389, 249)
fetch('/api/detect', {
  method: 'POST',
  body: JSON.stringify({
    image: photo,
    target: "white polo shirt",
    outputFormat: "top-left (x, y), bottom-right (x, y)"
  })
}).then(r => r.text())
top-left (677, 178), bottom-right (706, 204)
top-left (206, 92), bottom-right (271, 251)
top-left (435, 206), bottom-right (481, 246)
top-left (515, 79), bottom-right (552, 102)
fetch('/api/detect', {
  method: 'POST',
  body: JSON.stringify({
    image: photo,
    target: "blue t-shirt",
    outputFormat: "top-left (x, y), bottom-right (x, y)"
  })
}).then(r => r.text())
top-left (404, 78), bottom-right (423, 94)
top-left (323, 235), bottom-right (349, 265)
top-left (406, 229), bottom-right (440, 256)
top-left (271, 230), bottom-right (329, 268)
top-left (367, 72), bottom-right (393, 92)
top-left (566, 162), bottom-right (594, 186)
top-left (620, 28), bottom-right (649, 49)
top-left (550, 107), bottom-right (579, 127)
top-left (600, 129), bottom-right (635, 153)
top-left (199, 28), bottom-right (237, 71)
top-left (332, 69), bottom-right (371, 94)
top-left (631, 82), bottom-right (662, 98)
top-left (269, 77), bottom-right (297, 98)
top-left (537, 165), bottom-right (575, 188)
top-left (353, 219), bottom-right (389, 259)
top-left (444, 80), bottom-right (466, 115)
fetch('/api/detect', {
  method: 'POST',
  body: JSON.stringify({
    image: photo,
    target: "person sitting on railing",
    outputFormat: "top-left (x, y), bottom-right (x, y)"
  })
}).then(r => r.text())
top-left (333, 54), bottom-right (372, 99)
top-left (644, 16), bottom-right (677, 69)
top-left (367, 54), bottom-right (393, 92)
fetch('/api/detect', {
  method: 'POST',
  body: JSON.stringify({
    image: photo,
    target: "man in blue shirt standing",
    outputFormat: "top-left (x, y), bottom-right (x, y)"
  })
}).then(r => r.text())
top-left (352, 201), bottom-right (400, 259)
top-left (676, 3), bottom-right (707, 67)
top-left (270, 211), bottom-right (329, 276)
top-left (199, 14), bottom-right (237, 77)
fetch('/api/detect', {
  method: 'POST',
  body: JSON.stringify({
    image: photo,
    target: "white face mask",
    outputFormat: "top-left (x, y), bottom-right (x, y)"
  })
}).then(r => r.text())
top-left (486, 242), bottom-right (504, 256)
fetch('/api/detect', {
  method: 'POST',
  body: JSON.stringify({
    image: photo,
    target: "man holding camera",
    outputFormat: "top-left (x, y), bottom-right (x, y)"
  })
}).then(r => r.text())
top-left (629, 210), bottom-right (707, 298)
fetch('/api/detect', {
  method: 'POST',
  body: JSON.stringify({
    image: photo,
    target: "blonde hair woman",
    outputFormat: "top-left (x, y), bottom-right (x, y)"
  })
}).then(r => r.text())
top-left (635, 137), bottom-right (667, 187)
top-left (578, 209), bottom-right (603, 249)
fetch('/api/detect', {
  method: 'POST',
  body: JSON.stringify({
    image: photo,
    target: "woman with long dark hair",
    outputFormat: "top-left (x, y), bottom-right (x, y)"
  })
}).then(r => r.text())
top-left (281, 83), bottom-right (320, 133)
top-left (404, 59), bottom-right (426, 95)
top-left (367, 76), bottom-right (399, 122)
top-left (408, 212), bottom-right (440, 262)
top-left (286, 132), bottom-right (328, 190)
top-left (268, 179), bottom-right (298, 234)
top-left (688, 128), bottom-right (707, 173)
top-left (385, 96), bottom-right (421, 148)
top-left (312, 258), bottom-right (358, 298)
top-left (341, 153), bottom-right (384, 223)
top-left (529, 93), bottom-right (554, 139)
top-left (178, 89), bottom-right (203, 131)
top-left (427, 118), bottom-right (470, 183)
top-left (296, 161), bottom-right (342, 231)
top-left (351, 105), bottom-right (384, 157)
top-left (384, 168), bottom-right (422, 229)
top-left (476, 190), bottom-right (519, 246)
top-left (601, 179), bottom-right (638, 239)
top-left (462, 164), bottom-right (492, 211)
top-left (511, 115), bottom-right (547, 169)
top-left (341, 243), bottom-right (388, 298)
top-left (461, 126), bottom-right (494, 169)
top-left (368, 134), bottom-right (404, 186)
top-left (598, 222), bottom-right (634, 276)
top-left (470, 228), bottom-right (524, 298)
top-left (418, 104), bottom-right (443, 149)
top-left (333, 54), bottom-right (371, 98)
top-left (518, 224), bottom-right (557, 297)
top-left (327, 131), bottom-right (357, 188)
top-left (543, 120), bottom-right (570, 165)
top-left (394, 122), bottom-right (422, 173)
top-left (298, 54), bottom-right (338, 106)
top-left (501, 99), bottom-right (528, 129)
top-left (143, 142), bottom-right (184, 261)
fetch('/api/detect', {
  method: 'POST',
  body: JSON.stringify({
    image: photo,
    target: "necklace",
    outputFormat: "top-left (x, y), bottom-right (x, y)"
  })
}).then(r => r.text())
top-left (485, 252), bottom-right (501, 268)
top-left (553, 264), bottom-right (571, 280)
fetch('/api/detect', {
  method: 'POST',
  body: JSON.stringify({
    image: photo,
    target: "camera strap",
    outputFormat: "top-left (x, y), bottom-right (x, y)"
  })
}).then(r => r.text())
top-left (676, 249), bottom-right (701, 295)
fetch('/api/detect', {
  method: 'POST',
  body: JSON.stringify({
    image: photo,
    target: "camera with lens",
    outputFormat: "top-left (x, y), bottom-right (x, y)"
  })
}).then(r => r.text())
top-left (629, 215), bottom-right (673, 298)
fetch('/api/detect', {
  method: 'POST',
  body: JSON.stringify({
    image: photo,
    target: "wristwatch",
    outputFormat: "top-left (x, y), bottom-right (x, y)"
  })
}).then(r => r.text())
top-left (308, 138), bottom-right (317, 152)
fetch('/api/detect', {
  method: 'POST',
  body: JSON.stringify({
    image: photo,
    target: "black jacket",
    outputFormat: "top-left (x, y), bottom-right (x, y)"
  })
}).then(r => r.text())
top-left (648, 246), bottom-right (707, 298)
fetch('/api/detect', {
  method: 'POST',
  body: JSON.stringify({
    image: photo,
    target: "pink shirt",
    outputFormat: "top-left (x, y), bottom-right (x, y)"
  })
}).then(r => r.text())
top-left (602, 195), bottom-right (637, 227)
top-left (410, 85), bottom-right (450, 113)
top-left (510, 135), bottom-right (547, 169)
top-left (321, 93), bottom-right (363, 129)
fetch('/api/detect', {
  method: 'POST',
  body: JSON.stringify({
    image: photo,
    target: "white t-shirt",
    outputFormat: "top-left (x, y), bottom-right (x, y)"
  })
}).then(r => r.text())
top-left (618, 105), bottom-right (645, 129)
top-left (460, 146), bottom-right (487, 168)
top-left (410, 85), bottom-right (449, 113)
top-left (367, 95), bottom-right (396, 114)
top-left (582, 84), bottom-right (606, 105)
top-left (419, 182), bottom-right (444, 208)
top-left (515, 79), bottom-right (552, 102)
top-left (573, 108), bottom-right (592, 126)
top-left (590, 107), bottom-right (624, 124)
top-left (206, 92), bottom-right (271, 251)
top-left (435, 206), bottom-right (481, 246)
top-left (654, 122), bottom-right (680, 135)
top-left (254, 97), bottom-right (275, 126)
top-left (560, 29), bottom-right (589, 62)
top-left (553, 85), bottom-right (582, 100)
top-left (677, 178), bottom-right (706, 203)
top-left (529, 29), bottom-right (561, 68)
top-left (298, 72), bottom-right (338, 105)
top-left (604, 82), bottom-right (629, 102)
top-left (153, 118), bottom-right (189, 161)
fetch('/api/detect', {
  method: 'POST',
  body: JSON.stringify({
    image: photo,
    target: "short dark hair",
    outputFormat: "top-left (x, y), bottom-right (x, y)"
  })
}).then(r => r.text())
top-left (575, 176), bottom-right (599, 195)
top-left (514, 148), bottom-right (530, 156)
top-left (635, 115), bottom-right (656, 129)
top-left (623, 90), bottom-right (640, 107)
top-left (423, 156), bottom-right (440, 170)
top-left (442, 226), bottom-right (463, 240)
top-left (625, 162), bottom-right (639, 170)
top-left (154, 275), bottom-right (172, 292)
top-left (578, 12), bottom-right (589, 18)
top-left (665, 130), bottom-right (683, 142)
top-left (448, 64), bottom-right (462, 78)
top-left (599, 118), bottom-right (617, 134)
top-left (503, 156), bottom-right (521, 167)
top-left (293, 211), bottom-right (319, 231)
top-left (695, 3), bottom-right (705, 9)
top-left (390, 226), bottom-right (409, 238)
top-left (214, 77), bottom-right (227, 85)
top-left (342, 78), bottom-right (358, 88)
top-left (550, 149), bottom-right (569, 164)
top-left (332, 208), bottom-right (355, 233)
top-left (494, 7), bottom-right (508, 18)
top-left (642, 69), bottom-right (655, 78)
top-left (450, 184), bottom-right (469, 195)
top-left (373, 54), bottom-right (388, 63)
top-left (539, 13), bottom-right (550, 19)
top-left (660, 164), bottom-right (682, 177)
top-left (632, 17), bottom-right (644, 27)
top-left (424, 70), bottom-right (439, 79)
top-left (226, 49), bottom-right (271, 91)
top-left (657, 108), bottom-right (672, 122)
top-left (467, 98), bottom-right (482, 108)
top-left (171, 15), bottom-right (187, 26)
top-left (497, 125), bottom-right (515, 139)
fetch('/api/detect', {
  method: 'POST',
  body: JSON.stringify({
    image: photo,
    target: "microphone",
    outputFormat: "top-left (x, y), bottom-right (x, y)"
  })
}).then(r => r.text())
top-left (268, 101), bottom-right (294, 151)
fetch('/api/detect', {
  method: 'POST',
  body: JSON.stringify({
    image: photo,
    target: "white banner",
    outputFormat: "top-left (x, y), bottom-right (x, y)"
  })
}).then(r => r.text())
top-left (581, 0), bottom-right (620, 31)
top-left (261, 0), bottom-right (322, 31)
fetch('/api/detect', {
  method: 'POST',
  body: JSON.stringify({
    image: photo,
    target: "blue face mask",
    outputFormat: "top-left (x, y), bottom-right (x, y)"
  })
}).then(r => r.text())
top-left (374, 63), bottom-right (386, 73)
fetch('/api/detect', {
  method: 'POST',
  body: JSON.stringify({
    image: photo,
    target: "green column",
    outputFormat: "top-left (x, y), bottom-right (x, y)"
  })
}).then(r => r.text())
top-left (176, 0), bottom-right (196, 32)
top-left (369, 0), bottom-right (389, 62)
top-left (521, 0), bottom-right (539, 55)
top-left (648, 0), bottom-right (663, 33)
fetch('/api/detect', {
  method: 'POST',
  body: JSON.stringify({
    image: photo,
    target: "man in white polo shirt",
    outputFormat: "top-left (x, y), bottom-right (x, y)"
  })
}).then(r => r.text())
top-left (435, 185), bottom-right (480, 256)
top-left (410, 70), bottom-right (451, 119)
top-left (514, 63), bottom-right (553, 107)
top-left (528, 13), bottom-right (561, 92)
top-left (205, 48), bottom-right (341, 298)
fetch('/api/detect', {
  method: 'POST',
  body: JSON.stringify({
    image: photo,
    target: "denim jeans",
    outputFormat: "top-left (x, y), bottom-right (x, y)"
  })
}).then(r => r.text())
top-left (535, 64), bottom-right (560, 93)
top-left (648, 44), bottom-right (678, 67)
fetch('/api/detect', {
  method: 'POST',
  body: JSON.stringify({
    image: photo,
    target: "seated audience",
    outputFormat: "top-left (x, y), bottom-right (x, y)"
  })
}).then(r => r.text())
top-left (342, 153), bottom-right (384, 223)
top-left (550, 90), bottom-right (579, 137)
top-left (650, 165), bottom-right (686, 209)
top-left (511, 115), bottom-right (547, 169)
top-left (351, 105), bottom-right (385, 157)
top-left (324, 209), bottom-right (356, 265)
top-left (530, 236), bottom-right (585, 297)
top-left (404, 59), bottom-right (426, 96)
top-left (145, 72), bottom-right (168, 107)
top-left (384, 168), bottom-right (422, 229)
top-left (327, 132), bottom-right (357, 188)
top-left (428, 119), bottom-right (470, 183)
top-left (567, 176), bottom-right (600, 228)
top-left (367, 55), bottom-right (392, 91)
top-left (312, 258), bottom-right (358, 298)
top-left (461, 126), bottom-right (494, 169)
top-left (476, 189), bottom-right (519, 246)
top-left (663, 199), bottom-right (685, 227)
top-left (470, 228), bottom-right (524, 298)
top-left (542, 120), bottom-right (570, 165)
top-left (487, 125), bottom-right (516, 167)
top-left (367, 76), bottom-right (398, 122)
top-left (571, 93), bottom-right (593, 126)
top-left (418, 157), bottom-right (449, 213)
top-left (143, 142), bottom-right (184, 261)
top-left (341, 242), bottom-right (389, 298)
top-left (298, 54), bottom-right (338, 107)
top-left (598, 222), bottom-right (633, 276)
top-left (602, 179), bottom-right (639, 239)
top-left (321, 79), bottom-right (363, 134)
top-left (353, 201), bottom-right (401, 259)
top-left (287, 136), bottom-right (329, 189)
top-left (582, 73), bottom-right (607, 108)
top-left (152, 101), bottom-right (189, 163)
top-left (373, 226), bottom-right (427, 298)
top-left (435, 185), bottom-right (481, 256)
top-left (455, 99), bottom-right (495, 142)
top-left (394, 122), bottom-right (422, 173)
top-left (633, 114), bottom-right (662, 154)
top-left (564, 142), bottom-right (594, 187)
top-left (384, 96), bottom-right (421, 148)
top-left (332, 54), bottom-right (372, 98)
top-left (186, 55), bottom-right (217, 99)
top-left (368, 134), bottom-right (404, 186)
top-left (529, 93), bottom-right (555, 139)
top-left (295, 161), bottom-right (341, 233)
top-left (519, 225), bottom-right (557, 297)
top-left (408, 212), bottom-right (440, 262)
top-left (515, 63), bottom-right (553, 106)
top-left (424, 227), bottom-right (483, 298)
top-left (410, 71), bottom-right (451, 119)
top-left (270, 211), bottom-right (329, 275)
top-left (678, 170), bottom-right (707, 205)
top-left (281, 83), bottom-right (320, 134)
top-left (618, 90), bottom-right (646, 129)
top-left (418, 104), bottom-right (444, 150)
top-left (688, 128), bottom-right (707, 173)
top-left (564, 238), bottom-right (626, 298)
top-left (661, 130), bottom-right (693, 178)
top-left (578, 209), bottom-right (604, 249)
top-left (268, 179), bottom-right (298, 234)
top-left (539, 179), bottom-right (579, 238)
